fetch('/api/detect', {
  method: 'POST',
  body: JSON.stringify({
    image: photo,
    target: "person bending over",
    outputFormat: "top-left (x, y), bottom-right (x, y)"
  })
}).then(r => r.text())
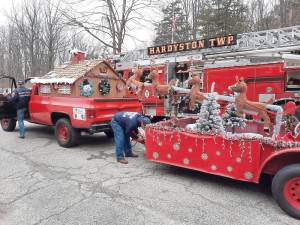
top-left (111, 112), bottom-right (151, 164)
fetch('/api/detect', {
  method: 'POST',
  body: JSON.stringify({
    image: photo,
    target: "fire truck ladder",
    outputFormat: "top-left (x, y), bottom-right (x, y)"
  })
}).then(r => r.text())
top-left (120, 25), bottom-right (300, 63)
top-left (203, 25), bottom-right (300, 59)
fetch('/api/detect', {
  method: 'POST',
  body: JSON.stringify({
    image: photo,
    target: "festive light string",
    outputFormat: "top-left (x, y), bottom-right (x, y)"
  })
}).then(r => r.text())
top-left (148, 119), bottom-right (300, 150)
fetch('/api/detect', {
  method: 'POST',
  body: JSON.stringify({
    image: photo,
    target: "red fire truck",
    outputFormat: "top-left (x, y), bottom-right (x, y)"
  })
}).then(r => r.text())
top-left (116, 25), bottom-right (300, 120)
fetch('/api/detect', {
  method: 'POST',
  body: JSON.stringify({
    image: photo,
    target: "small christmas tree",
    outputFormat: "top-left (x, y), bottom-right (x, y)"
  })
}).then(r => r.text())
top-left (196, 93), bottom-right (225, 134)
top-left (222, 103), bottom-right (246, 133)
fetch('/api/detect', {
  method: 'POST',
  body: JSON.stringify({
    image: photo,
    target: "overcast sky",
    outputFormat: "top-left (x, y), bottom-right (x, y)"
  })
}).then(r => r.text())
top-left (0, 0), bottom-right (161, 51)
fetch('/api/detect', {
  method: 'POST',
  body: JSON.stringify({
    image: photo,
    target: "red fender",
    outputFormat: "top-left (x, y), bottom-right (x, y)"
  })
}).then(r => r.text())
top-left (258, 148), bottom-right (300, 178)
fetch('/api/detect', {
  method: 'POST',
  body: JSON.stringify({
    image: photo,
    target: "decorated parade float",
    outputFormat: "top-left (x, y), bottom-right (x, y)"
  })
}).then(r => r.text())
top-left (144, 77), bottom-right (300, 219)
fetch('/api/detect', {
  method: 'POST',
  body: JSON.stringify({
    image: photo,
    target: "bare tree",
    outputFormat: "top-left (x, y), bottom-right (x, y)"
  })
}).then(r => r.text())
top-left (0, 27), bottom-right (7, 76)
top-left (181, 0), bottom-right (205, 39)
top-left (63, 0), bottom-right (157, 54)
top-left (9, 0), bottom-right (44, 77)
top-left (43, 0), bottom-right (66, 71)
top-left (5, 0), bottom-right (76, 78)
top-left (279, 0), bottom-right (300, 27)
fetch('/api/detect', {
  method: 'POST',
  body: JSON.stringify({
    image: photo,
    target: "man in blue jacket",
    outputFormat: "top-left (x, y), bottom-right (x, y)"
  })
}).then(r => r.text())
top-left (111, 112), bottom-right (151, 164)
top-left (9, 80), bottom-right (31, 138)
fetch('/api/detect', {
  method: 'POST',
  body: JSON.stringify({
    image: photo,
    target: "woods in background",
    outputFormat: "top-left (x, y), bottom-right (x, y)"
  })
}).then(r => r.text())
top-left (0, 0), bottom-right (300, 81)
top-left (154, 0), bottom-right (300, 45)
top-left (0, 0), bottom-right (104, 80)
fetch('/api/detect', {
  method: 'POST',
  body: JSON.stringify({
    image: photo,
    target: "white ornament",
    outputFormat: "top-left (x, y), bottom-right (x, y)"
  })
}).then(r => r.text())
top-left (183, 158), bottom-right (190, 165)
top-left (211, 165), bottom-right (217, 171)
top-left (227, 166), bottom-right (233, 172)
top-left (236, 157), bottom-right (242, 163)
top-left (244, 171), bottom-right (253, 180)
top-left (201, 153), bottom-right (208, 160)
top-left (153, 152), bottom-right (159, 159)
top-left (173, 143), bottom-right (180, 151)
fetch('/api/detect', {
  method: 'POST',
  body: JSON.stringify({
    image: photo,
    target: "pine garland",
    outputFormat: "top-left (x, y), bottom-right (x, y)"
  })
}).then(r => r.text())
top-left (99, 79), bottom-right (111, 96)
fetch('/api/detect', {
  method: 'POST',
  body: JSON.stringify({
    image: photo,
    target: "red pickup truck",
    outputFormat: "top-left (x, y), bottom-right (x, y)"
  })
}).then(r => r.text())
top-left (0, 59), bottom-right (141, 147)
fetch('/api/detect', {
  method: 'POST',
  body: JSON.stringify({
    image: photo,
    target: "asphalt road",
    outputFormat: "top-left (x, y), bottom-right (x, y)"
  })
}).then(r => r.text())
top-left (0, 122), bottom-right (299, 225)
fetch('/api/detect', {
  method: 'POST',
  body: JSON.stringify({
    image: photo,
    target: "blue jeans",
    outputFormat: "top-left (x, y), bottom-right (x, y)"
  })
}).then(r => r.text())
top-left (17, 108), bottom-right (26, 137)
top-left (111, 118), bottom-right (132, 160)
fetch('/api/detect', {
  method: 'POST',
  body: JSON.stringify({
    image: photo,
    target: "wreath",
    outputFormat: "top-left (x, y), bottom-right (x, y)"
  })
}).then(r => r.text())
top-left (80, 79), bottom-right (94, 97)
top-left (99, 79), bottom-right (111, 95)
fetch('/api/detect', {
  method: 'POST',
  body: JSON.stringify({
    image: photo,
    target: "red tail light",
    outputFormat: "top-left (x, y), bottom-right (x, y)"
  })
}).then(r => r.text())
top-left (86, 109), bottom-right (96, 119)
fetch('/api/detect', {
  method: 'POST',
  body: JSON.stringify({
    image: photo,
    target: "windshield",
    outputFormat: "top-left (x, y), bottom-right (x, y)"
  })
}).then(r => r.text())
top-left (286, 69), bottom-right (300, 91)
top-left (0, 77), bottom-right (16, 94)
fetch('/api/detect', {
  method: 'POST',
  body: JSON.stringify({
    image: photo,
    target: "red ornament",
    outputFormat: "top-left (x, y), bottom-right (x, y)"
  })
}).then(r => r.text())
top-left (284, 101), bottom-right (296, 116)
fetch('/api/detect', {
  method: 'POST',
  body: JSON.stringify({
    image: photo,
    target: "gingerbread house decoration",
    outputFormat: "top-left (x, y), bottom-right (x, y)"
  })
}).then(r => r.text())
top-left (31, 51), bottom-right (126, 98)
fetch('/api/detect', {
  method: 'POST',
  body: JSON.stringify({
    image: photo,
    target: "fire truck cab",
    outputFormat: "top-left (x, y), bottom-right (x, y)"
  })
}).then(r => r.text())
top-left (203, 57), bottom-right (300, 117)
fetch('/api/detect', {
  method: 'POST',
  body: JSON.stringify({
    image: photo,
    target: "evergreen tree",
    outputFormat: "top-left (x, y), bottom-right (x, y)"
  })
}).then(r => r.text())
top-left (199, 0), bottom-right (248, 37)
top-left (196, 93), bottom-right (225, 134)
top-left (222, 103), bottom-right (246, 133)
top-left (154, 0), bottom-right (191, 45)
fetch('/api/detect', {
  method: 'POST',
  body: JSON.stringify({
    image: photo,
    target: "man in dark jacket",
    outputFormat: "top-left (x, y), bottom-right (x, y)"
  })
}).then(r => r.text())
top-left (111, 112), bottom-right (151, 164)
top-left (9, 80), bottom-right (31, 138)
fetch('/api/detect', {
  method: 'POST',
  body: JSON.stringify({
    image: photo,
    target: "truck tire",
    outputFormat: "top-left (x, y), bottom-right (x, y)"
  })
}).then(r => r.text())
top-left (104, 130), bottom-right (114, 138)
top-left (1, 119), bottom-right (16, 132)
top-left (272, 164), bottom-right (300, 219)
top-left (55, 118), bottom-right (79, 148)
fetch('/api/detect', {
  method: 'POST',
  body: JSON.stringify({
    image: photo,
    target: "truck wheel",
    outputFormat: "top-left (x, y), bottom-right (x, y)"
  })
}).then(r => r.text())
top-left (272, 164), bottom-right (300, 219)
top-left (1, 119), bottom-right (16, 132)
top-left (104, 130), bottom-right (114, 138)
top-left (55, 118), bottom-right (78, 148)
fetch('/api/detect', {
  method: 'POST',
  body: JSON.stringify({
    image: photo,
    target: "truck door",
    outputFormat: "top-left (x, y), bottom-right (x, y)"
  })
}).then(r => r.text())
top-left (0, 76), bottom-right (17, 119)
top-left (252, 64), bottom-right (284, 103)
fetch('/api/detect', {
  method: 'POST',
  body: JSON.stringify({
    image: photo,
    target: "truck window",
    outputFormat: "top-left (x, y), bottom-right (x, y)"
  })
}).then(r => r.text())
top-left (127, 70), bottom-right (149, 83)
top-left (286, 70), bottom-right (300, 91)
top-left (142, 70), bottom-right (150, 83)
top-left (0, 77), bottom-right (16, 94)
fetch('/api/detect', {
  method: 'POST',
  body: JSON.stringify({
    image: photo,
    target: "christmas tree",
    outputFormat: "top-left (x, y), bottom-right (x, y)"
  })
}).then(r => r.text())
top-left (222, 103), bottom-right (246, 133)
top-left (196, 93), bottom-right (225, 134)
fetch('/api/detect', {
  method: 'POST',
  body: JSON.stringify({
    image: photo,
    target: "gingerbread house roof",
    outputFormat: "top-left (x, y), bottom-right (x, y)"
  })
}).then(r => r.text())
top-left (31, 60), bottom-right (122, 84)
